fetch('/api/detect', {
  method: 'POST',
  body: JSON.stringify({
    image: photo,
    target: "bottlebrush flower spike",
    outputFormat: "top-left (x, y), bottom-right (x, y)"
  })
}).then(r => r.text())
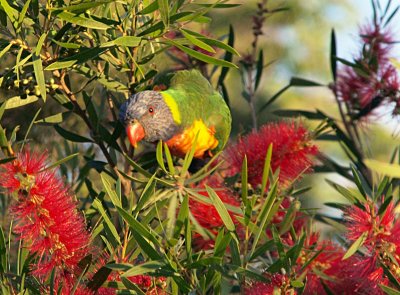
top-left (343, 199), bottom-right (400, 291)
top-left (223, 121), bottom-right (318, 187)
top-left (0, 150), bottom-right (90, 291)
top-left (245, 273), bottom-right (296, 295)
top-left (336, 20), bottom-right (400, 120)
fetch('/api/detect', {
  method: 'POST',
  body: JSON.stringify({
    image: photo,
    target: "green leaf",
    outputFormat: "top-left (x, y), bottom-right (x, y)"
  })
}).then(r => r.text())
top-left (33, 33), bottom-right (47, 102)
top-left (290, 77), bottom-right (323, 87)
top-left (380, 284), bottom-right (400, 295)
top-left (156, 141), bottom-right (167, 173)
top-left (51, 1), bottom-right (112, 12)
top-left (45, 47), bottom-right (108, 70)
top-left (101, 36), bottom-right (142, 48)
top-left (57, 11), bottom-right (110, 30)
top-left (249, 180), bottom-right (279, 258)
top-left (258, 84), bottom-right (290, 113)
top-left (326, 179), bottom-right (366, 204)
top-left (330, 29), bottom-right (337, 81)
top-left (255, 49), bottom-right (264, 90)
top-left (135, 174), bottom-right (156, 213)
top-left (350, 165), bottom-right (371, 197)
top-left (101, 173), bottom-right (122, 208)
top-left (218, 25), bottom-right (235, 86)
top-left (180, 132), bottom-right (199, 177)
top-left (291, 280), bottom-right (304, 288)
top-left (92, 199), bottom-right (121, 247)
top-left (17, 0), bottom-right (31, 30)
top-left (343, 231), bottom-right (368, 260)
top-left (365, 159), bottom-right (400, 178)
top-left (121, 277), bottom-right (146, 294)
top-left (164, 143), bottom-right (175, 175)
top-left (0, 42), bottom-right (12, 60)
top-left (5, 96), bottom-right (38, 109)
top-left (87, 265), bottom-right (113, 291)
top-left (180, 29), bottom-right (215, 53)
top-left (0, 0), bottom-right (18, 25)
top-left (122, 260), bottom-right (165, 277)
top-left (123, 153), bottom-right (152, 177)
top-left (273, 109), bottom-right (327, 120)
top-left (139, 1), bottom-right (158, 14)
top-left (158, 0), bottom-right (170, 27)
top-left (40, 153), bottom-right (79, 171)
top-left (261, 144), bottom-right (273, 194)
top-left (54, 125), bottom-right (93, 143)
top-left (0, 157), bottom-right (15, 164)
top-left (0, 226), bottom-right (6, 273)
top-left (51, 40), bottom-right (81, 49)
top-left (206, 186), bottom-right (236, 232)
top-left (195, 3), bottom-right (241, 8)
top-left (168, 41), bottom-right (238, 68)
top-left (117, 207), bottom-right (161, 248)
top-left (35, 112), bottom-right (71, 125)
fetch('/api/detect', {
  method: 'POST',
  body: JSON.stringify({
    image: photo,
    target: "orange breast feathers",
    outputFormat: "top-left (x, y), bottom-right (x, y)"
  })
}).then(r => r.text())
top-left (166, 120), bottom-right (219, 158)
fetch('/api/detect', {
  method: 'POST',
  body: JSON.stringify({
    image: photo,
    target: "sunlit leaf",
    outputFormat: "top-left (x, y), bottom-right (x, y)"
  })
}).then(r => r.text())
top-left (343, 231), bottom-right (367, 260)
top-left (365, 159), bottom-right (400, 178)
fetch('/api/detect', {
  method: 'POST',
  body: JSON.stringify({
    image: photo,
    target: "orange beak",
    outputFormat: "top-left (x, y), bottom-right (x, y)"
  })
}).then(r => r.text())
top-left (126, 121), bottom-right (145, 148)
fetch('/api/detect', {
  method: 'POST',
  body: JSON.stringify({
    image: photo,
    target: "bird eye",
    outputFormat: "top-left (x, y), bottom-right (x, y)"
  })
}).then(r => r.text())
top-left (148, 106), bottom-right (154, 114)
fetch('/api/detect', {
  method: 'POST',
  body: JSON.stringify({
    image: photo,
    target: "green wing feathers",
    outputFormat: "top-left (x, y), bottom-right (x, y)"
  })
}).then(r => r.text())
top-left (162, 70), bottom-right (232, 152)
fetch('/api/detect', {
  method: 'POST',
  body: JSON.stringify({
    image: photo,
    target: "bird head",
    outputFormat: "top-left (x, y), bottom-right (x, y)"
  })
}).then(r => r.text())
top-left (119, 91), bottom-right (179, 147)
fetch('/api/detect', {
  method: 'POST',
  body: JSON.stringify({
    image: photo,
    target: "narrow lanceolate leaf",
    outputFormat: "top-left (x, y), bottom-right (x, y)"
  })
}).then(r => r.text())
top-left (255, 49), bottom-right (264, 90)
top-left (57, 11), bottom-right (110, 30)
top-left (101, 36), bottom-right (142, 48)
top-left (330, 29), bottom-right (337, 81)
top-left (35, 112), bottom-right (71, 125)
top-left (51, 1), bottom-right (112, 12)
top-left (206, 186), bottom-right (236, 232)
top-left (17, 0), bottom-right (31, 30)
top-left (92, 199), bottom-right (121, 246)
top-left (5, 96), bottom-right (38, 109)
top-left (121, 261), bottom-right (165, 278)
top-left (33, 33), bottom-right (47, 102)
top-left (380, 284), bottom-right (400, 295)
top-left (156, 141), bottom-right (167, 173)
top-left (0, 226), bottom-right (6, 272)
top-left (168, 41), bottom-right (238, 68)
top-left (261, 144), bottom-right (273, 194)
top-left (101, 173), bottom-right (122, 208)
top-left (45, 47), bottom-right (108, 70)
top-left (54, 125), bottom-right (93, 143)
top-left (343, 231), bottom-right (368, 260)
top-left (158, 0), bottom-right (170, 27)
top-left (40, 153), bottom-right (79, 171)
top-left (290, 77), bottom-right (323, 87)
top-left (0, 0), bottom-right (18, 25)
top-left (0, 41), bottom-right (12, 59)
top-left (365, 159), bottom-right (400, 178)
top-left (180, 29), bottom-right (215, 53)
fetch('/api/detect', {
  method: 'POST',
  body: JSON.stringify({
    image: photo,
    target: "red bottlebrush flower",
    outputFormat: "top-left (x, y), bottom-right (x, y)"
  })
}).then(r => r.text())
top-left (0, 150), bottom-right (90, 291)
top-left (336, 21), bottom-right (400, 119)
top-left (342, 199), bottom-right (400, 291)
top-left (245, 273), bottom-right (296, 295)
top-left (297, 234), bottom-right (361, 295)
top-left (223, 121), bottom-right (318, 187)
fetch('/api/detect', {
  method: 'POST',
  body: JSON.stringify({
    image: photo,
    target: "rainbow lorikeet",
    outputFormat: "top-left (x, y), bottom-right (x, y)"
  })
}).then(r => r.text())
top-left (119, 70), bottom-right (232, 158)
